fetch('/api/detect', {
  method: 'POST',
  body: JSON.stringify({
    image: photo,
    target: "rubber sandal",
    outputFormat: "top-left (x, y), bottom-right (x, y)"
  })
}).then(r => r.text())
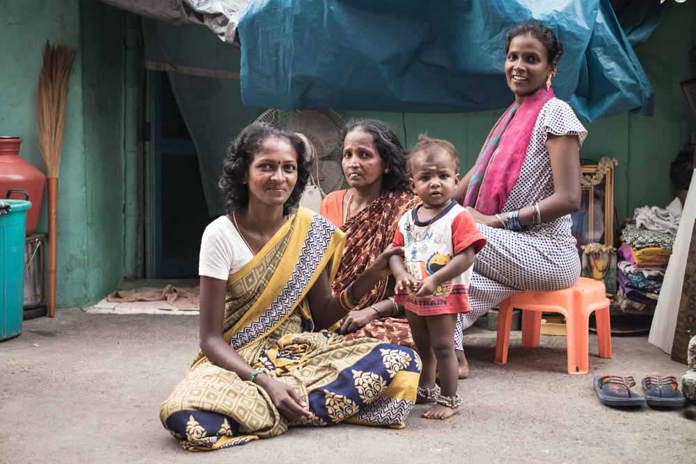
top-left (593, 375), bottom-right (645, 407)
top-left (641, 375), bottom-right (687, 409)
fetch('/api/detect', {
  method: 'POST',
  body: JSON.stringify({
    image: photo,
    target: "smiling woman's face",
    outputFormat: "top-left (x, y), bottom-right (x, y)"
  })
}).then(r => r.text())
top-left (245, 136), bottom-right (298, 208)
top-left (505, 32), bottom-right (553, 99)
top-left (341, 128), bottom-right (386, 190)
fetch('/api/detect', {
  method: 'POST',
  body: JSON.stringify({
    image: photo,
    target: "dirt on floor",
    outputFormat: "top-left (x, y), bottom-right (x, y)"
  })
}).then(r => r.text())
top-left (1, 308), bottom-right (694, 464)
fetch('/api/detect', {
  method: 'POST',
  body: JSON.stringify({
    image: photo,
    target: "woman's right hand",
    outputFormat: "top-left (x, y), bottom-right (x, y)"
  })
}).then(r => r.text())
top-left (256, 375), bottom-right (314, 422)
top-left (368, 246), bottom-right (404, 276)
top-left (339, 308), bottom-right (377, 334)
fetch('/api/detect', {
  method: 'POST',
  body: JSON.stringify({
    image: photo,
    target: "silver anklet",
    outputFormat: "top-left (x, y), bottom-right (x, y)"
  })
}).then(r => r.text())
top-left (435, 393), bottom-right (462, 409)
top-left (417, 384), bottom-right (441, 401)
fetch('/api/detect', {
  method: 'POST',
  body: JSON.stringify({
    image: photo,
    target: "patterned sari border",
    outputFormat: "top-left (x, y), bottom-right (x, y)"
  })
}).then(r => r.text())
top-left (229, 215), bottom-right (336, 349)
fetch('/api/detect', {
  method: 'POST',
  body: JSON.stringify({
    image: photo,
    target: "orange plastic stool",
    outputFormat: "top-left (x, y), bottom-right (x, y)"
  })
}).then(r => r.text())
top-left (494, 277), bottom-right (612, 374)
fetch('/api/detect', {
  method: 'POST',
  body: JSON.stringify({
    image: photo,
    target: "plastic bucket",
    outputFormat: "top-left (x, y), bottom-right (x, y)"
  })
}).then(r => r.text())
top-left (1, 199), bottom-right (31, 341)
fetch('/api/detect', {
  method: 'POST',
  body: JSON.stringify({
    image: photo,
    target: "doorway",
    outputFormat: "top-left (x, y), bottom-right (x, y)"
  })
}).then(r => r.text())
top-left (146, 72), bottom-right (211, 279)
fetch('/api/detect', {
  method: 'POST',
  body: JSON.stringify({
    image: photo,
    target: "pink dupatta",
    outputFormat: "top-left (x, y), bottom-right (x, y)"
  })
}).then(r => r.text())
top-left (463, 87), bottom-right (554, 215)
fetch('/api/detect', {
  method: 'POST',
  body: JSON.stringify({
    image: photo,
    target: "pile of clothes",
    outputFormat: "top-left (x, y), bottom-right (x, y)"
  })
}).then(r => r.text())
top-left (616, 200), bottom-right (681, 312)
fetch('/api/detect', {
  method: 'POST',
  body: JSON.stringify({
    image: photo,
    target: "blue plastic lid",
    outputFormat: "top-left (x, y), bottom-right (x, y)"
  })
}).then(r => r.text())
top-left (0, 199), bottom-right (32, 214)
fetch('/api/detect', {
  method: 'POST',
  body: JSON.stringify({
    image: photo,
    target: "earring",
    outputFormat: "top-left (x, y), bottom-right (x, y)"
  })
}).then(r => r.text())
top-left (545, 73), bottom-right (554, 90)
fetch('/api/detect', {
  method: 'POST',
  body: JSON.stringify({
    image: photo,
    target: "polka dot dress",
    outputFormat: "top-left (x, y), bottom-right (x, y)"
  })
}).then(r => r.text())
top-left (455, 98), bottom-right (587, 349)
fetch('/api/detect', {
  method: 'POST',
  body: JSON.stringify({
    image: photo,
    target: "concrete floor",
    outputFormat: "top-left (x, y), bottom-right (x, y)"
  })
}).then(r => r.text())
top-left (1, 308), bottom-right (694, 464)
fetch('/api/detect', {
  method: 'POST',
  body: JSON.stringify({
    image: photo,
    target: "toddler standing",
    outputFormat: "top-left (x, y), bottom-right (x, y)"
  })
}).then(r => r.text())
top-left (389, 136), bottom-right (486, 419)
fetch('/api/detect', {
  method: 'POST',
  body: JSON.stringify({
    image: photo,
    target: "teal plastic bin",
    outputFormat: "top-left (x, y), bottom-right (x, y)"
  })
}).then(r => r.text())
top-left (1, 199), bottom-right (31, 341)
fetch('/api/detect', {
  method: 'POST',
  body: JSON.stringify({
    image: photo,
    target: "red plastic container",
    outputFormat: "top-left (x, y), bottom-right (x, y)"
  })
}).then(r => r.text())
top-left (0, 137), bottom-right (46, 235)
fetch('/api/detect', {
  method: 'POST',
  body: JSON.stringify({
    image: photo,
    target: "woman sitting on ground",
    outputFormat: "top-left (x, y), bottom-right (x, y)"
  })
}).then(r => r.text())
top-left (320, 119), bottom-right (420, 346)
top-left (453, 21), bottom-right (587, 369)
top-left (160, 122), bottom-right (420, 451)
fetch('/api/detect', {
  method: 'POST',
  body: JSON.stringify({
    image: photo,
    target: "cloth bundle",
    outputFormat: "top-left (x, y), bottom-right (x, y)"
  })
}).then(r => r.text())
top-left (621, 224), bottom-right (674, 250)
top-left (633, 205), bottom-right (680, 236)
top-left (615, 202), bottom-right (679, 312)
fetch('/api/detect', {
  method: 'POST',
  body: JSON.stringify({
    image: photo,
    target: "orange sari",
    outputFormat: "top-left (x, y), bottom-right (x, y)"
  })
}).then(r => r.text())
top-left (321, 189), bottom-right (418, 347)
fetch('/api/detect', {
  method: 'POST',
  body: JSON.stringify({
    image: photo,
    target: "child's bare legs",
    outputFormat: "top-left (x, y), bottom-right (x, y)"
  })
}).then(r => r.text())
top-left (406, 312), bottom-right (437, 403)
top-left (423, 314), bottom-right (460, 419)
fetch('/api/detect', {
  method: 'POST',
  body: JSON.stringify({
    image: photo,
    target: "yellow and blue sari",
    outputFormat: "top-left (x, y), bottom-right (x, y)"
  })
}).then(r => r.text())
top-left (160, 208), bottom-right (421, 451)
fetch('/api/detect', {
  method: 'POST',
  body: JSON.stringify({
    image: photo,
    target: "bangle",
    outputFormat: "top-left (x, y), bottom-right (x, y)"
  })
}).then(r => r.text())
top-left (339, 288), bottom-right (358, 312)
top-left (346, 283), bottom-right (360, 306)
top-left (369, 305), bottom-right (381, 317)
top-left (533, 203), bottom-right (542, 225)
top-left (507, 210), bottom-right (522, 231)
top-left (495, 213), bottom-right (507, 229)
top-left (249, 368), bottom-right (264, 383)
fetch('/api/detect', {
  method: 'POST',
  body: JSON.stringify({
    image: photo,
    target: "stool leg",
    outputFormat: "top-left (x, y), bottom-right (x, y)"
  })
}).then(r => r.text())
top-left (521, 310), bottom-right (542, 348)
top-left (595, 304), bottom-right (612, 359)
top-left (568, 310), bottom-right (589, 375)
top-left (495, 302), bottom-right (514, 365)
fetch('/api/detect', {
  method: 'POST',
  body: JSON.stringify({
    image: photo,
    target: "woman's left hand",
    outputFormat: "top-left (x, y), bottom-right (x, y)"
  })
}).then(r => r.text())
top-left (465, 207), bottom-right (499, 228)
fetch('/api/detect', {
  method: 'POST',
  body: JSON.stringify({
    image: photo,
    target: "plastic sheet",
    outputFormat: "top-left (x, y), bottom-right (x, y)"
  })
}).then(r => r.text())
top-left (237, 0), bottom-right (654, 121)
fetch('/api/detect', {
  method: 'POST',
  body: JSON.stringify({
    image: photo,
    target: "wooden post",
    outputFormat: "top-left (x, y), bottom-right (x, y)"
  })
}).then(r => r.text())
top-left (671, 222), bottom-right (696, 364)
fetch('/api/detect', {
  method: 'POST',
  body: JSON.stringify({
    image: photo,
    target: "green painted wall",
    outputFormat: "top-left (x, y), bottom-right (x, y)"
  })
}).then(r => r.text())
top-left (2, 2), bottom-right (694, 308)
top-left (344, 3), bottom-right (696, 222)
top-left (0, 0), bottom-right (132, 307)
top-left (79, 0), bottom-right (131, 302)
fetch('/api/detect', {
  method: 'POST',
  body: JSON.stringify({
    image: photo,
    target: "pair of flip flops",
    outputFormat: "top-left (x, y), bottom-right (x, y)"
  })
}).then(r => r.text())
top-left (593, 375), bottom-right (687, 408)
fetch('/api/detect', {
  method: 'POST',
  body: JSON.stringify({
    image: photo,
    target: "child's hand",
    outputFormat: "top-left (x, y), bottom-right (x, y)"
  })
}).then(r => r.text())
top-left (395, 272), bottom-right (418, 294)
top-left (414, 276), bottom-right (438, 297)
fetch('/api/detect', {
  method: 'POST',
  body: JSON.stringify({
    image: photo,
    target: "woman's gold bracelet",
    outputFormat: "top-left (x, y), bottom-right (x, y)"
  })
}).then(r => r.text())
top-left (495, 213), bottom-right (507, 229)
top-left (339, 288), bottom-right (358, 312)
top-left (533, 202), bottom-right (542, 225)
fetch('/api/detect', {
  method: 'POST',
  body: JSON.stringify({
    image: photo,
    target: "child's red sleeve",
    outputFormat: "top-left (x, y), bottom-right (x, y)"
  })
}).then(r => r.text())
top-left (391, 227), bottom-right (405, 247)
top-left (452, 210), bottom-right (487, 255)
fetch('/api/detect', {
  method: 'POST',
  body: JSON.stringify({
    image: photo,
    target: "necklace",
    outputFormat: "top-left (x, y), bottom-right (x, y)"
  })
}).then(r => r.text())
top-left (231, 210), bottom-right (255, 253)
top-left (343, 190), bottom-right (354, 224)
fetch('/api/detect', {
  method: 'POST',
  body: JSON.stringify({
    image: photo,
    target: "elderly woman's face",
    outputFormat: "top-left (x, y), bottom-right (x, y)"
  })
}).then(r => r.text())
top-left (505, 33), bottom-right (553, 98)
top-left (245, 136), bottom-right (298, 208)
top-left (341, 128), bottom-right (386, 190)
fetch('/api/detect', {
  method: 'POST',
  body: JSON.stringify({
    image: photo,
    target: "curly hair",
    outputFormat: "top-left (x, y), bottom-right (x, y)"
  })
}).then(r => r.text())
top-left (219, 122), bottom-right (310, 215)
top-left (505, 21), bottom-right (564, 67)
top-left (342, 118), bottom-right (410, 192)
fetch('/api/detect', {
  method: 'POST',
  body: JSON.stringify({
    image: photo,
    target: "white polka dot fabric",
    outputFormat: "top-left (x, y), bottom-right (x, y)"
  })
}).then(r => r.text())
top-left (456, 98), bottom-right (587, 349)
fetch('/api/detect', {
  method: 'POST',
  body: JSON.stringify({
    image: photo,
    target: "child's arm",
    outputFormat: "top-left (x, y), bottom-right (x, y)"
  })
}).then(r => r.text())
top-left (389, 254), bottom-right (417, 294)
top-left (415, 247), bottom-right (476, 297)
top-left (388, 217), bottom-right (418, 294)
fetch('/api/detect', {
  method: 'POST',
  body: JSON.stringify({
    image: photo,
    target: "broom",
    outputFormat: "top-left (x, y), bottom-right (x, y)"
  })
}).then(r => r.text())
top-left (37, 42), bottom-right (76, 317)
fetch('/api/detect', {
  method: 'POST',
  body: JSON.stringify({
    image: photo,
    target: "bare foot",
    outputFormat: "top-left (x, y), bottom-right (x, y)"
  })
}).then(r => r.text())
top-left (456, 350), bottom-right (469, 379)
top-left (422, 404), bottom-right (458, 420)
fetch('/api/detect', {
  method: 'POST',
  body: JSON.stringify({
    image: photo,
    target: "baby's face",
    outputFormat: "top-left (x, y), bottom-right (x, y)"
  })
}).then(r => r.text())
top-left (410, 150), bottom-right (459, 208)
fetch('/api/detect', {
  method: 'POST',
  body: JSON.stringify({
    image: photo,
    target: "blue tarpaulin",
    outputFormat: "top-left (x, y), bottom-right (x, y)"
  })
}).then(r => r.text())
top-left (237, 0), bottom-right (654, 121)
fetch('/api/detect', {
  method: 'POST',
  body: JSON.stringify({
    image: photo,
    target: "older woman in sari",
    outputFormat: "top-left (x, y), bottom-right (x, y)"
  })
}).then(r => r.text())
top-left (160, 123), bottom-right (420, 451)
top-left (320, 119), bottom-right (419, 345)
